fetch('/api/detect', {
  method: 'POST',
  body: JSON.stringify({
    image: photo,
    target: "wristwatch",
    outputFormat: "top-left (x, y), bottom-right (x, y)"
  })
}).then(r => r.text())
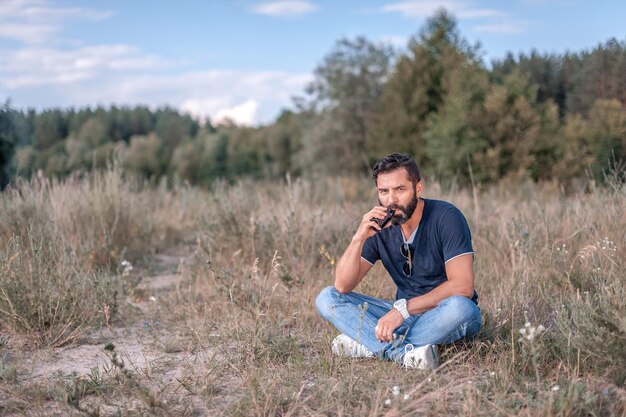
top-left (393, 298), bottom-right (410, 320)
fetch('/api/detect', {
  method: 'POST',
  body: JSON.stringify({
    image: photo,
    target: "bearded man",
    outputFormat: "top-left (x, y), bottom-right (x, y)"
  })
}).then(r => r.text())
top-left (316, 153), bottom-right (481, 369)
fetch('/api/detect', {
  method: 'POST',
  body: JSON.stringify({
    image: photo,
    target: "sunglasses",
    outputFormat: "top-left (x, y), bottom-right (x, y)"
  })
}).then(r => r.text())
top-left (400, 243), bottom-right (412, 276)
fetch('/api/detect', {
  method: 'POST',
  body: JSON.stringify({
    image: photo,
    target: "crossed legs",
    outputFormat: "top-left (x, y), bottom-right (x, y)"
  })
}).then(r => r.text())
top-left (315, 286), bottom-right (482, 363)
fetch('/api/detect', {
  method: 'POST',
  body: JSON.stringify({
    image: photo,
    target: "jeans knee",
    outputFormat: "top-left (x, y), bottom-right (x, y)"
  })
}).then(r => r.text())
top-left (315, 286), bottom-right (340, 320)
top-left (439, 296), bottom-right (481, 324)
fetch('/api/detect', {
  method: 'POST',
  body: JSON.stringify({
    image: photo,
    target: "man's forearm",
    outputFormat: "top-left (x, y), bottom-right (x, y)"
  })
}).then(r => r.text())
top-left (407, 280), bottom-right (474, 315)
top-left (334, 237), bottom-right (366, 293)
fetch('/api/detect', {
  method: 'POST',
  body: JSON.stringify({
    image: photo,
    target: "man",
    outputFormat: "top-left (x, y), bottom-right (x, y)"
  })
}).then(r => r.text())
top-left (316, 153), bottom-right (481, 369)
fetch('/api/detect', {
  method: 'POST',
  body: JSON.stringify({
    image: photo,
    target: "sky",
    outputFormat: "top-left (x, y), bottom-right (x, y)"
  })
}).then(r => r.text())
top-left (0, 0), bottom-right (625, 126)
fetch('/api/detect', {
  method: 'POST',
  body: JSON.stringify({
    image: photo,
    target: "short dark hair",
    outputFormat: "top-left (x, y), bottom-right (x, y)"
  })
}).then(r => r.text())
top-left (372, 153), bottom-right (421, 185)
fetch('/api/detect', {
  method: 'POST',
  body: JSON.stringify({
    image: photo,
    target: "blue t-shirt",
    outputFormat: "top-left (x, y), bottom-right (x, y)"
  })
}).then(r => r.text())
top-left (361, 198), bottom-right (478, 304)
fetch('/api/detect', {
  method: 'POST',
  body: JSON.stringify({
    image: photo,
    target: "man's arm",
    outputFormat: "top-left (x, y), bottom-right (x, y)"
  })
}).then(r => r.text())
top-left (374, 254), bottom-right (474, 342)
top-left (406, 253), bottom-right (474, 314)
top-left (334, 206), bottom-right (387, 293)
top-left (334, 249), bottom-right (373, 293)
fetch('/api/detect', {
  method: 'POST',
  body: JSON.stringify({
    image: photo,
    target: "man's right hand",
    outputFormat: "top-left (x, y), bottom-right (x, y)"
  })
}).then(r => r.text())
top-left (352, 206), bottom-right (389, 243)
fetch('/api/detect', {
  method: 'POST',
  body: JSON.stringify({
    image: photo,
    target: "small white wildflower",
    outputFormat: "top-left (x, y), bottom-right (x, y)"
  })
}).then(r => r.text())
top-left (467, 380), bottom-right (472, 384)
top-left (403, 394), bottom-right (411, 401)
top-left (490, 371), bottom-right (496, 377)
top-left (427, 377), bottom-right (432, 382)
top-left (384, 398), bottom-right (392, 407)
top-left (149, 296), bottom-right (157, 302)
top-left (121, 260), bottom-right (134, 275)
top-left (519, 322), bottom-right (546, 341)
top-left (552, 385), bottom-right (560, 392)
top-left (392, 386), bottom-right (400, 396)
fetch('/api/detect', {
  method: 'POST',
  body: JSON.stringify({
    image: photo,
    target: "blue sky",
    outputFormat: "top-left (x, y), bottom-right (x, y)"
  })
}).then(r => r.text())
top-left (1, 0), bottom-right (624, 125)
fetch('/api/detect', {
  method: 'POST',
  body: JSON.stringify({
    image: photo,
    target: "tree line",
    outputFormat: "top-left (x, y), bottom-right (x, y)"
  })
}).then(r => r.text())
top-left (1, 10), bottom-right (625, 190)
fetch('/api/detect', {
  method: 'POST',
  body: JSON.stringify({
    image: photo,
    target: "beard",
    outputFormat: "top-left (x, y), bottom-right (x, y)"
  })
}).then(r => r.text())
top-left (379, 191), bottom-right (419, 226)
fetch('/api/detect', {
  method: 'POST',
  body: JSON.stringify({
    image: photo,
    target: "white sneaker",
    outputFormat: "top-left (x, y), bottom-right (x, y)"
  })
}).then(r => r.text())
top-left (402, 343), bottom-right (439, 370)
top-left (331, 334), bottom-right (374, 358)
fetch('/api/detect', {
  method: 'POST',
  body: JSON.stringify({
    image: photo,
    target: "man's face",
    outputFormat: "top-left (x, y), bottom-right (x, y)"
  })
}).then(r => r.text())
top-left (376, 168), bottom-right (421, 225)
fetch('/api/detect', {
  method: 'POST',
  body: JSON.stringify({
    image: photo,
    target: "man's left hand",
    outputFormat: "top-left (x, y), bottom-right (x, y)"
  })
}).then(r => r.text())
top-left (375, 309), bottom-right (404, 343)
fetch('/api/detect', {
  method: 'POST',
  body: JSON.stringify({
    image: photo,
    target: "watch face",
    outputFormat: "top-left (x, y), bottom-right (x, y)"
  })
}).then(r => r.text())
top-left (394, 299), bottom-right (406, 308)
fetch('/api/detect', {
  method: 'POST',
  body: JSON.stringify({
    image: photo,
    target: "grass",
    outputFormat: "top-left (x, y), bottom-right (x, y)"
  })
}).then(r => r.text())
top-left (0, 169), bottom-right (624, 416)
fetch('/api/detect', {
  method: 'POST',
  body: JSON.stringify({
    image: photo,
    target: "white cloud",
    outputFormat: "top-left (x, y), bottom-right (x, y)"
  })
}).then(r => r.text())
top-left (0, 0), bottom-right (312, 125)
top-left (252, 1), bottom-right (318, 17)
top-left (181, 97), bottom-right (262, 126)
top-left (0, 0), bottom-right (112, 44)
top-left (0, 0), bottom-right (113, 22)
top-left (0, 22), bottom-right (58, 44)
top-left (473, 22), bottom-right (526, 34)
top-left (215, 100), bottom-right (259, 126)
top-left (0, 45), bottom-right (169, 88)
top-left (181, 97), bottom-right (233, 120)
top-left (380, 1), bottom-right (503, 19)
top-left (114, 71), bottom-right (310, 124)
top-left (1, 61), bottom-right (312, 125)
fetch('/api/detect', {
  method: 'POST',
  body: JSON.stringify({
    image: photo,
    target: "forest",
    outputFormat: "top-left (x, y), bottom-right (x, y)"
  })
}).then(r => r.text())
top-left (1, 11), bottom-right (625, 190)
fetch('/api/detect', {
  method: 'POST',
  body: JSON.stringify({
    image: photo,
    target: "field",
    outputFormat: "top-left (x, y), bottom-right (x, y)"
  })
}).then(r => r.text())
top-left (0, 168), bottom-right (624, 416)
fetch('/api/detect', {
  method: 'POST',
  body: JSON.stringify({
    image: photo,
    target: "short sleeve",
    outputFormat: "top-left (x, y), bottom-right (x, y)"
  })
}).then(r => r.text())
top-left (361, 235), bottom-right (380, 265)
top-left (440, 207), bottom-right (474, 263)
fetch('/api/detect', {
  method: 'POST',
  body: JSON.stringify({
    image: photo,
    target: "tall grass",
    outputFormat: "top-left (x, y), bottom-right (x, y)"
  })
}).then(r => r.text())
top-left (0, 169), bottom-right (624, 415)
top-left (0, 168), bottom-right (200, 346)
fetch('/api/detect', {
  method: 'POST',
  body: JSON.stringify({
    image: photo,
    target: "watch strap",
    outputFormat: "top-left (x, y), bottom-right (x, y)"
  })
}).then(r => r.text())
top-left (394, 300), bottom-right (410, 320)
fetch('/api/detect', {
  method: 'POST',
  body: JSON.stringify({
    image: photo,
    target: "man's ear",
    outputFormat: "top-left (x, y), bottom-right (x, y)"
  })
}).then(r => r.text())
top-left (415, 180), bottom-right (423, 196)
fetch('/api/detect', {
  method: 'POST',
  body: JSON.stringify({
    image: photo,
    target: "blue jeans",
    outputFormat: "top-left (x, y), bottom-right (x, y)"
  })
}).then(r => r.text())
top-left (315, 286), bottom-right (482, 363)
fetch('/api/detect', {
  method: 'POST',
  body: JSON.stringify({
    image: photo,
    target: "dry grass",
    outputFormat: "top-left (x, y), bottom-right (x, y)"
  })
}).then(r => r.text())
top-left (0, 169), bottom-right (624, 416)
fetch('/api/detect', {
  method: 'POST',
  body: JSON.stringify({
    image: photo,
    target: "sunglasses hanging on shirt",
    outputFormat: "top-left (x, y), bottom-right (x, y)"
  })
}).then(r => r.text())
top-left (400, 242), bottom-right (413, 276)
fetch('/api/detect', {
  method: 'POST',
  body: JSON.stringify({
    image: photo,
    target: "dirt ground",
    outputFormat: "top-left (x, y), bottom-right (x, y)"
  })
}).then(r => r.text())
top-left (1, 247), bottom-right (235, 416)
